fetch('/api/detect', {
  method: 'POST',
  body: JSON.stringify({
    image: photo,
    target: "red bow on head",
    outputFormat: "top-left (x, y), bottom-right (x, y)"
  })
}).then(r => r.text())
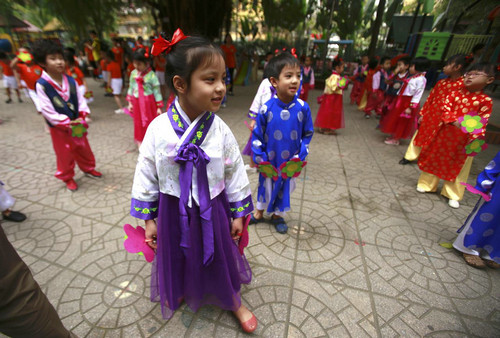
top-left (290, 48), bottom-right (297, 58)
top-left (151, 28), bottom-right (188, 56)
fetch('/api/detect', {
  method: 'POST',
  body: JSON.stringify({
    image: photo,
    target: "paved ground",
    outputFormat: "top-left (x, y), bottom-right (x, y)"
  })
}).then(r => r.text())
top-left (1, 79), bottom-right (499, 338)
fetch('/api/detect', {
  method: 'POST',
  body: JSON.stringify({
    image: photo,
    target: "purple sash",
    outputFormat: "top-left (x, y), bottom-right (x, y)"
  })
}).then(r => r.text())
top-left (171, 108), bottom-right (216, 266)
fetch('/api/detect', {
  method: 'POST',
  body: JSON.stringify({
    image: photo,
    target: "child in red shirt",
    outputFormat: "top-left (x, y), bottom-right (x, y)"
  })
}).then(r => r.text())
top-left (10, 48), bottom-right (43, 111)
top-left (64, 48), bottom-right (92, 106)
top-left (106, 51), bottom-right (123, 114)
top-left (0, 52), bottom-right (22, 103)
top-left (106, 50), bottom-right (125, 113)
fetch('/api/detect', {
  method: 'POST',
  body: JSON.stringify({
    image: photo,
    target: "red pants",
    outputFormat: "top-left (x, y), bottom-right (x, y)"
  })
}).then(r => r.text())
top-left (50, 127), bottom-right (96, 182)
top-left (364, 90), bottom-right (385, 116)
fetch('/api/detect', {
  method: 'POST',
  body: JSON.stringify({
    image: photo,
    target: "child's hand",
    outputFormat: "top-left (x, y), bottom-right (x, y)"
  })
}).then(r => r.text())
top-left (405, 107), bottom-right (411, 114)
top-left (418, 116), bottom-right (423, 124)
top-left (231, 217), bottom-right (244, 240)
top-left (145, 219), bottom-right (158, 250)
top-left (156, 107), bottom-right (162, 115)
top-left (451, 120), bottom-right (461, 128)
top-left (128, 103), bottom-right (133, 112)
top-left (249, 119), bottom-right (256, 129)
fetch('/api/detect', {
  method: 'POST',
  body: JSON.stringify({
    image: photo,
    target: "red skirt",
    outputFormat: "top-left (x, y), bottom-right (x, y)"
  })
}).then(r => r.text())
top-left (130, 95), bottom-right (158, 143)
top-left (315, 93), bottom-right (344, 130)
top-left (364, 90), bottom-right (385, 115)
top-left (350, 80), bottom-right (362, 104)
top-left (380, 96), bottom-right (418, 140)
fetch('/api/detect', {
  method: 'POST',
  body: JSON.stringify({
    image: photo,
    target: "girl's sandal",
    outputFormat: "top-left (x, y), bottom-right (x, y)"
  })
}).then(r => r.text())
top-left (270, 217), bottom-right (288, 234)
top-left (463, 253), bottom-right (486, 269)
top-left (248, 213), bottom-right (263, 225)
top-left (484, 259), bottom-right (500, 269)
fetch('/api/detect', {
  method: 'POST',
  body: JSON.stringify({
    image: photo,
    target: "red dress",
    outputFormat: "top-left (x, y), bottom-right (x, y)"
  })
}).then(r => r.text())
top-left (380, 73), bottom-right (426, 139)
top-left (418, 88), bottom-right (492, 181)
top-left (315, 72), bottom-right (347, 130)
top-left (414, 77), bottom-right (464, 147)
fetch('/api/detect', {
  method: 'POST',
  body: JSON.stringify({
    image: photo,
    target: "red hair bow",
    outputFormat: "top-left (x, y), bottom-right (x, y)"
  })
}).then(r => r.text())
top-left (151, 28), bottom-right (188, 56)
top-left (291, 48), bottom-right (297, 58)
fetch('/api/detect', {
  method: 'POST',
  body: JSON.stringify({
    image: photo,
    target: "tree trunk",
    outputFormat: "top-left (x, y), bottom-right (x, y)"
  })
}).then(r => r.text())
top-left (368, 0), bottom-right (386, 58)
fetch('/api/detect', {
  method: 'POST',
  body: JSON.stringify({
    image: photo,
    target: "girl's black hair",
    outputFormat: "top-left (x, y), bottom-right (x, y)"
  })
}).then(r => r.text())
top-left (32, 39), bottom-right (64, 65)
top-left (411, 57), bottom-right (430, 72)
top-left (445, 54), bottom-right (469, 73)
top-left (265, 52), bottom-right (299, 79)
top-left (164, 35), bottom-right (224, 94)
top-left (398, 56), bottom-right (411, 66)
top-left (133, 48), bottom-right (150, 63)
top-left (0, 51), bottom-right (7, 60)
top-left (368, 58), bottom-right (379, 70)
top-left (331, 56), bottom-right (343, 69)
top-left (468, 62), bottom-right (496, 77)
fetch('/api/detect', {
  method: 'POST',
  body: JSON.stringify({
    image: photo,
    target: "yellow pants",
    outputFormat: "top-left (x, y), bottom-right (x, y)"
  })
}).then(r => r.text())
top-left (358, 92), bottom-right (368, 111)
top-left (404, 131), bottom-right (421, 161)
top-left (417, 157), bottom-right (473, 201)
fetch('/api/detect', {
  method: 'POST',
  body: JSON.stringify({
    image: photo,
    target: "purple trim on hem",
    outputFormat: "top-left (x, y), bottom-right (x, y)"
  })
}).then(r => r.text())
top-left (229, 194), bottom-right (254, 219)
top-left (130, 198), bottom-right (159, 220)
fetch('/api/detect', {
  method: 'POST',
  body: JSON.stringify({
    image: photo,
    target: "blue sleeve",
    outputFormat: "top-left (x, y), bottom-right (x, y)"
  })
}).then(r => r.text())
top-left (298, 103), bottom-right (314, 161)
top-left (474, 151), bottom-right (500, 194)
top-left (251, 103), bottom-right (269, 164)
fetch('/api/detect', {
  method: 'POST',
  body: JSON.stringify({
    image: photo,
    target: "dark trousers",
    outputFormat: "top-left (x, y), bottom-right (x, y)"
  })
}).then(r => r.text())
top-left (0, 223), bottom-right (71, 338)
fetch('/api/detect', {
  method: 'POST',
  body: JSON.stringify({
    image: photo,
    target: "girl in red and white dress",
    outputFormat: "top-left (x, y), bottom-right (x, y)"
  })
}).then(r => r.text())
top-left (399, 54), bottom-right (468, 165)
top-left (416, 63), bottom-right (495, 209)
top-left (315, 56), bottom-right (348, 135)
top-left (364, 56), bottom-right (391, 118)
top-left (380, 57), bottom-right (430, 145)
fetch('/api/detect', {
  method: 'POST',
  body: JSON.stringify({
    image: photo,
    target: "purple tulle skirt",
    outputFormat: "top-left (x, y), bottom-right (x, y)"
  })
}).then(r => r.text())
top-left (152, 192), bottom-right (252, 319)
top-left (242, 132), bottom-right (252, 156)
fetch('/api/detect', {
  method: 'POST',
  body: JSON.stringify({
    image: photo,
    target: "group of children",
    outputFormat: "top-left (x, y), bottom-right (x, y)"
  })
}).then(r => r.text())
top-left (314, 52), bottom-right (497, 268)
top-left (1, 31), bottom-right (497, 332)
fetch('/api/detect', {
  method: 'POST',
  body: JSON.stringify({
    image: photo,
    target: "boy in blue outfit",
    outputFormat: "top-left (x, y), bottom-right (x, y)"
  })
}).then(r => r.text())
top-left (250, 52), bottom-right (314, 234)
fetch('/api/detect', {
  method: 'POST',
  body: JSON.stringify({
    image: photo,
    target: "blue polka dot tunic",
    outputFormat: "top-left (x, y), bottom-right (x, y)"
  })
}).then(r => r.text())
top-left (252, 95), bottom-right (314, 213)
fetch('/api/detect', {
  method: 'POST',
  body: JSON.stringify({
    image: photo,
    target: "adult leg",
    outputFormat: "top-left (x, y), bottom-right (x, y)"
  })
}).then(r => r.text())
top-left (0, 224), bottom-right (72, 337)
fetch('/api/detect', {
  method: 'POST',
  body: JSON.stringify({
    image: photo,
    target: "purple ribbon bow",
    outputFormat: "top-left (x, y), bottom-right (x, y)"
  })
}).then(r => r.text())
top-left (174, 143), bottom-right (214, 266)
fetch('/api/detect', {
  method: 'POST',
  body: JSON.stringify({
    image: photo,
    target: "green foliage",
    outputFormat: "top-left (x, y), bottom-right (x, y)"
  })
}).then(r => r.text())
top-left (144, 0), bottom-right (232, 39)
top-left (261, 0), bottom-right (307, 32)
top-left (11, 0), bottom-right (53, 30)
top-left (384, 0), bottom-right (404, 25)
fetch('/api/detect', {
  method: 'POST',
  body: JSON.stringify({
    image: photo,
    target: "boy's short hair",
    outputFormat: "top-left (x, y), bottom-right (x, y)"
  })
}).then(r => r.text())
top-left (265, 52), bottom-right (299, 79)
top-left (32, 39), bottom-right (64, 65)
top-left (380, 56), bottom-right (391, 64)
top-left (106, 50), bottom-right (115, 61)
top-left (368, 58), bottom-right (379, 70)
top-left (411, 57), bottom-right (430, 72)
top-left (468, 62), bottom-right (496, 77)
top-left (0, 51), bottom-right (7, 60)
